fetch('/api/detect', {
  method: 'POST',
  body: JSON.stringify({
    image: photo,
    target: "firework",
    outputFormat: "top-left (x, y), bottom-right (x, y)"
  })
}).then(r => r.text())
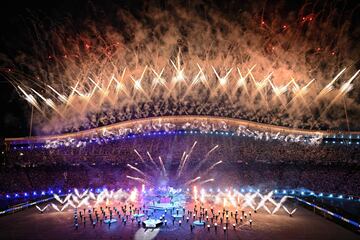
top-left (127, 164), bottom-right (146, 177)
top-left (127, 143), bottom-right (220, 187)
top-left (2, 1), bottom-right (359, 133)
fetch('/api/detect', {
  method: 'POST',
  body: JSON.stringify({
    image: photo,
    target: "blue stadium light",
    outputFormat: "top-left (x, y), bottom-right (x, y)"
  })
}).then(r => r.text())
top-left (274, 190), bottom-right (278, 194)
top-left (301, 191), bottom-right (305, 195)
top-left (41, 191), bottom-right (45, 195)
top-left (6, 194), bottom-right (10, 198)
top-left (282, 190), bottom-right (287, 194)
top-left (338, 195), bottom-right (343, 199)
top-left (217, 188), bottom-right (221, 193)
top-left (329, 194), bottom-right (333, 198)
top-left (240, 188), bottom-right (244, 193)
top-left (50, 190), bottom-right (54, 194)
top-left (319, 193), bottom-right (323, 197)
top-left (68, 189), bottom-right (71, 193)
top-left (209, 188), bottom-right (213, 192)
top-left (33, 192), bottom-right (37, 196)
top-left (291, 190), bottom-right (295, 194)
top-left (257, 189), bottom-right (260, 192)
top-left (58, 190), bottom-right (62, 193)
top-left (15, 193), bottom-right (19, 197)
top-left (24, 193), bottom-right (28, 197)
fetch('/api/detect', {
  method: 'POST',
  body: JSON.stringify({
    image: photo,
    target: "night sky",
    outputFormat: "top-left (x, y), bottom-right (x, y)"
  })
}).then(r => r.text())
top-left (0, 0), bottom-right (143, 138)
top-left (0, 0), bottom-right (359, 138)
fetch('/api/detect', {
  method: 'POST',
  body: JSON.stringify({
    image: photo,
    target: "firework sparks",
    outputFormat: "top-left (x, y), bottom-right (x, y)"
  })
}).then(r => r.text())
top-left (199, 178), bottom-right (215, 185)
top-left (127, 164), bottom-right (146, 177)
top-left (126, 175), bottom-right (148, 184)
top-left (158, 156), bottom-right (167, 177)
top-left (185, 176), bottom-right (201, 186)
top-left (146, 151), bottom-right (159, 169)
top-left (133, 149), bottom-right (145, 163)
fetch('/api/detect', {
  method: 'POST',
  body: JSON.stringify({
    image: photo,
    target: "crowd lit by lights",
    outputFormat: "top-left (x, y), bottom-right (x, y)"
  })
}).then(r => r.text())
top-left (8, 119), bottom-right (329, 151)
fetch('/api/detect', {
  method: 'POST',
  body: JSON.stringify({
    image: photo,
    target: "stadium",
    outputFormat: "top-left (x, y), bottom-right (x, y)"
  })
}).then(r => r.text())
top-left (0, 1), bottom-right (360, 239)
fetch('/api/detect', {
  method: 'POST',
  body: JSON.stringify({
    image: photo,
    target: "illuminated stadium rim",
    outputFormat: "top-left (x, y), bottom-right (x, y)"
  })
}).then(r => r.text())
top-left (2, 188), bottom-right (359, 202)
top-left (4, 115), bottom-right (360, 145)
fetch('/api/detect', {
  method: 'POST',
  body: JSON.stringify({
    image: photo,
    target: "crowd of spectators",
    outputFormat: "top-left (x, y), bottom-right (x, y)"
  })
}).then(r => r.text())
top-left (1, 134), bottom-right (359, 197)
top-left (0, 163), bottom-right (359, 197)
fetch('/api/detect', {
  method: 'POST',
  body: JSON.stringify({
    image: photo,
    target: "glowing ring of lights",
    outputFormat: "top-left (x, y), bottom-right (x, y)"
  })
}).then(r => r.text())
top-left (5, 115), bottom-right (360, 146)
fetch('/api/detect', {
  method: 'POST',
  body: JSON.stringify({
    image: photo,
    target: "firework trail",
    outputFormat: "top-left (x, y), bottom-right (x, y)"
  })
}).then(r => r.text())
top-left (176, 141), bottom-right (197, 177)
top-left (192, 145), bottom-right (220, 174)
top-left (146, 151), bottom-right (159, 169)
top-left (203, 160), bottom-right (223, 176)
top-left (176, 151), bottom-right (187, 177)
top-left (210, 160), bottom-right (223, 169)
top-left (205, 145), bottom-right (219, 157)
top-left (158, 156), bottom-right (167, 177)
top-left (181, 141), bottom-right (197, 168)
top-left (126, 175), bottom-right (149, 184)
top-left (127, 164), bottom-right (146, 177)
top-left (133, 149), bottom-right (145, 163)
top-left (317, 68), bottom-right (347, 99)
top-left (321, 70), bottom-right (360, 116)
top-left (177, 154), bottom-right (188, 178)
top-left (199, 178), bottom-right (215, 185)
top-left (185, 176), bottom-right (201, 186)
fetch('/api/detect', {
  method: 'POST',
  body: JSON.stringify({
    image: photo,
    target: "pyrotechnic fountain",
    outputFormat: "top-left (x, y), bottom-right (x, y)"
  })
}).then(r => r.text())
top-left (2, 1), bottom-right (359, 134)
top-left (126, 141), bottom-right (220, 188)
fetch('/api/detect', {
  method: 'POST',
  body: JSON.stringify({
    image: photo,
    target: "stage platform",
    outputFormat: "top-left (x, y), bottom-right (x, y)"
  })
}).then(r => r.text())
top-left (0, 202), bottom-right (358, 240)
